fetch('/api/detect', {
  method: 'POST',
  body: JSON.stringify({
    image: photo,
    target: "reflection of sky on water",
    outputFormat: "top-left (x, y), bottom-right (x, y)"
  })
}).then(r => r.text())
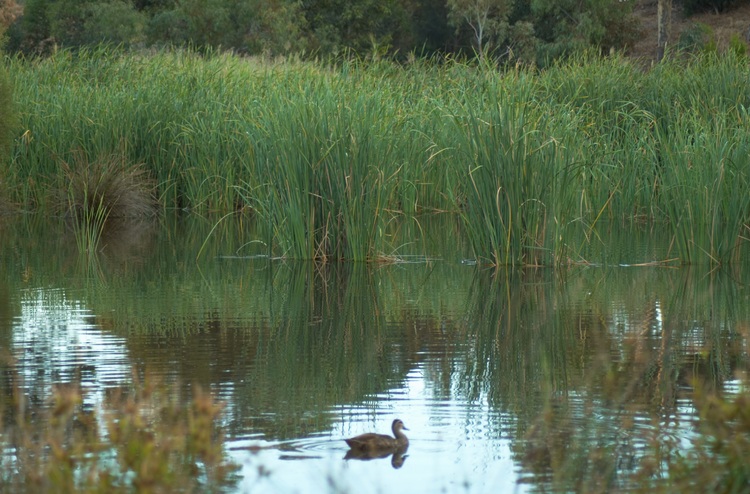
top-left (7, 284), bottom-right (709, 493)
top-left (232, 364), bottom-right (523, 494)
top-left (12, 287), bottom-right (132, 407)
top-left (4, 263), bottom-right (746, 493)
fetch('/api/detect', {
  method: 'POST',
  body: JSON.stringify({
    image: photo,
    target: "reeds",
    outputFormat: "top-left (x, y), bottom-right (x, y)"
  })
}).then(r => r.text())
top-left (439, 69), bottom-right (586, 266)
top-left (6, 48), bottom-right (750, 264)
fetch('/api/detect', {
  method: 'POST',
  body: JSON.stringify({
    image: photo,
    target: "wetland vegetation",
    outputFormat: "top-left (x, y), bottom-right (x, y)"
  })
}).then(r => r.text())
top-left (1, 0), bottom-right (750, 491)
top-left (1, 19), bottom-right (750, 490)
top-left (3, 49), bottom-right (750, 265)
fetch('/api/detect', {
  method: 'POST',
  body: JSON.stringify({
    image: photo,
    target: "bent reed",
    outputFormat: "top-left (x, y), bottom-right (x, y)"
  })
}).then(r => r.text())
top-left (5, 48), bottom-right (750, 265)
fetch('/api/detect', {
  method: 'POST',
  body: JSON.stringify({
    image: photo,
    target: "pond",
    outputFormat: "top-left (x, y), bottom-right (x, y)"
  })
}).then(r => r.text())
top-left (1, 214), bottom-right (748, 493)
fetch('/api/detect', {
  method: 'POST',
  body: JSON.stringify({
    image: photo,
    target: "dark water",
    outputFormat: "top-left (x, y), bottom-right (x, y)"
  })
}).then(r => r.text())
top-left (1, 215), bottom-right (748, 493)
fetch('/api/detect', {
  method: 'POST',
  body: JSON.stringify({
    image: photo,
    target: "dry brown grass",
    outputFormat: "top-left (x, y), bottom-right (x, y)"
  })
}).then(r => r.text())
top-left (57, 151), bottom-right (157, 222)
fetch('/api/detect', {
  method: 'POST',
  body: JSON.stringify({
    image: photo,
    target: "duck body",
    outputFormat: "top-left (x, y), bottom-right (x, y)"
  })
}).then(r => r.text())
top-left (345, 419), bottom-right (409, 452)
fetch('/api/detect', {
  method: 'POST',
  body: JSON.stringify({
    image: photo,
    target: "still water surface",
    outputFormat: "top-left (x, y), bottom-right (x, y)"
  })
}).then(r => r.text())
top-left (1, 215), bottom-right (748, 492)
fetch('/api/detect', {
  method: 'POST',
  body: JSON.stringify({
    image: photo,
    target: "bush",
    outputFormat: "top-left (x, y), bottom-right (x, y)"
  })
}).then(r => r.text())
top-left (677, 22), bottom-right (714, 53)
top-left (0, 373), bottom-right (240, 493)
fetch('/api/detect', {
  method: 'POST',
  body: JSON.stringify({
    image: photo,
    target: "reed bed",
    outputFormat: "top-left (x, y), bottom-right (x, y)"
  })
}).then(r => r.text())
top-left (5, 48), bottom-right (750, 264)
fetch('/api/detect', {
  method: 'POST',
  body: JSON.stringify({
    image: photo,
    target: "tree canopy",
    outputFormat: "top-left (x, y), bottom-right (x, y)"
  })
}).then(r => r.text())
top-left (1, 0), bottom-right (647, 64)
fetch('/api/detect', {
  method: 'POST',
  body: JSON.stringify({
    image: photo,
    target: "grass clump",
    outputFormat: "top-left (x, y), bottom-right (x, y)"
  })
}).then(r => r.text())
top-left (57, 151), bottom-right (157, 254)
top-left (0, 371), bottom-right (239, 493)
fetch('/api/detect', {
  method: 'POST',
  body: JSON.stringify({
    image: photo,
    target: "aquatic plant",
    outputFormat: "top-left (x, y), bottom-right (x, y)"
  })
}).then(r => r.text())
top-left (0, 64), bottom-right (15, 162)
top-left (652, 112), bottom-right (750, 265)
top-left (441, 69), bottom-right (583, 266)
top-left (0, 64), bottom-right (17, 214)
top-left (6, 48), bottom-right (750, 264)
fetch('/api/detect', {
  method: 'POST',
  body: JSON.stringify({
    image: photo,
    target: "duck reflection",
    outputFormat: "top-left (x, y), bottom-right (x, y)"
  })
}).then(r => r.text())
top-left (344, 444), bottom-right (408, 468)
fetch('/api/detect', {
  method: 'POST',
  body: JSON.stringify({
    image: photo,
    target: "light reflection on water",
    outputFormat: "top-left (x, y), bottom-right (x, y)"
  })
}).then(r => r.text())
top-left (1, 216), bottom-right (749, 492)
top-left (230, 364), bottom-right (520, 494)
top-left (12, 287), bottom-right (131, 406)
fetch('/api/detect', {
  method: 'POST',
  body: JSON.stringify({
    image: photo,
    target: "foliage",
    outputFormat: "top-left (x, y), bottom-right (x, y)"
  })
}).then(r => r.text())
top-left (84, 1), bottom-right (147, 47)
top-left (635, 386), bottom-right (750, 493)
top-left (529, 0), bottom-right (640, 65)
top-left (446, 0), bottom-right (511, 58)
top-left (729, 33), bottom-right (748, 57)
top-left (0, 63), bottom-right (12, 212)
top-left (15, 0), bottom-right (52, 54)
top-left (0, 372), bottom-right (239, 493)
top-left (677, 22), bottom-right (715, 53)
top-left (680, 0), bottom-right (745, 15)
top-left (0, 0), bottom-right (21, 38)
top-left (48, 0), bottom-right (93, 47)
top-left (441, 71), bottom-right (581, 265)
top-left (302, 0), bottom-right (416, 56)
top-left (57, 151), bottom-right (157, 254)
top-left (3, 0), bottom-right (640, 62)
top-left (58, 151), bottom-right (157, 221)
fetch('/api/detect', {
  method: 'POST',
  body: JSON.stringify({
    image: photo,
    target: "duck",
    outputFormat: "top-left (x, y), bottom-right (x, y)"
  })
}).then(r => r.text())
top-left (345, 419), bottom-right (409, 452)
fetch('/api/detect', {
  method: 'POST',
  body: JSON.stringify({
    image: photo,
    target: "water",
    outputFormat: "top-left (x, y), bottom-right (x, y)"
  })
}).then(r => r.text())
top-left (1, 215), bottom-right (748, 492)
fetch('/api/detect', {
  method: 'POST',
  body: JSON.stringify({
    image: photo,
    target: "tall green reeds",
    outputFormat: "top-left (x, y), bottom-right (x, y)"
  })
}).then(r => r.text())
top-left (653, 112), bottom-right (750, 265)
top-left (441, 71), bottom-right (582, 266)
top-left (242, 69), bottom-right (413, 261)
top-left (7, 48), bottom-right (750, 264)
top-left (0, 64), bottom-right (15, 162)
top-left (0, 64), bottom-right (16, 213)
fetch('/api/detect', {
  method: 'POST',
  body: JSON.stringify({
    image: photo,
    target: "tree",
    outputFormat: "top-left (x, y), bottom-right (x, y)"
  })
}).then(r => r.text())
top-left (530, 0), bottom-right (638, 65)
top-left (84, 1), bottom-right (148, 46)
top-left (0, 0), bottom-right (21, 34)
top-left (302, 0), bottom-right (415, 56)
top-left (657, 0), bottom-right (672, 61)
top-left (50, 0), bottom-right (95, 47)
top-left (228, 0), bottom-right (308, 56)
top-left (16, 0), bottom-right (52, 54)
top-left (446, 0), bottom-right (510, 60)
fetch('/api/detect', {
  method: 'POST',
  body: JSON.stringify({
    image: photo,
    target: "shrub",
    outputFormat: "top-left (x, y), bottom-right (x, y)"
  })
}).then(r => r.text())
top-left (0, 372), bottom-right (240, 493)
top-left (677, 22), bottom-right (714, 53)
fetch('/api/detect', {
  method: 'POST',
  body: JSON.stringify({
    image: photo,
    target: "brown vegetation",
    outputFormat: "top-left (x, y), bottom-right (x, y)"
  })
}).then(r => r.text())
top-left (0, 0), bottom-right (21, 31)
top-left (58, 151), bottom-right (158, 222)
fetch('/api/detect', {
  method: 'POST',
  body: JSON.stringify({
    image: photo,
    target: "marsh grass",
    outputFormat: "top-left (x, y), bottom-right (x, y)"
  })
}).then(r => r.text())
top-left (7, 48), bottom-right (750, 264)
top-left (653, 112), bottom-right (750, 265)
top-left (0, 64), bottom-right (15, 162)
top-left (442, 71), bottom-right (584, 266)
